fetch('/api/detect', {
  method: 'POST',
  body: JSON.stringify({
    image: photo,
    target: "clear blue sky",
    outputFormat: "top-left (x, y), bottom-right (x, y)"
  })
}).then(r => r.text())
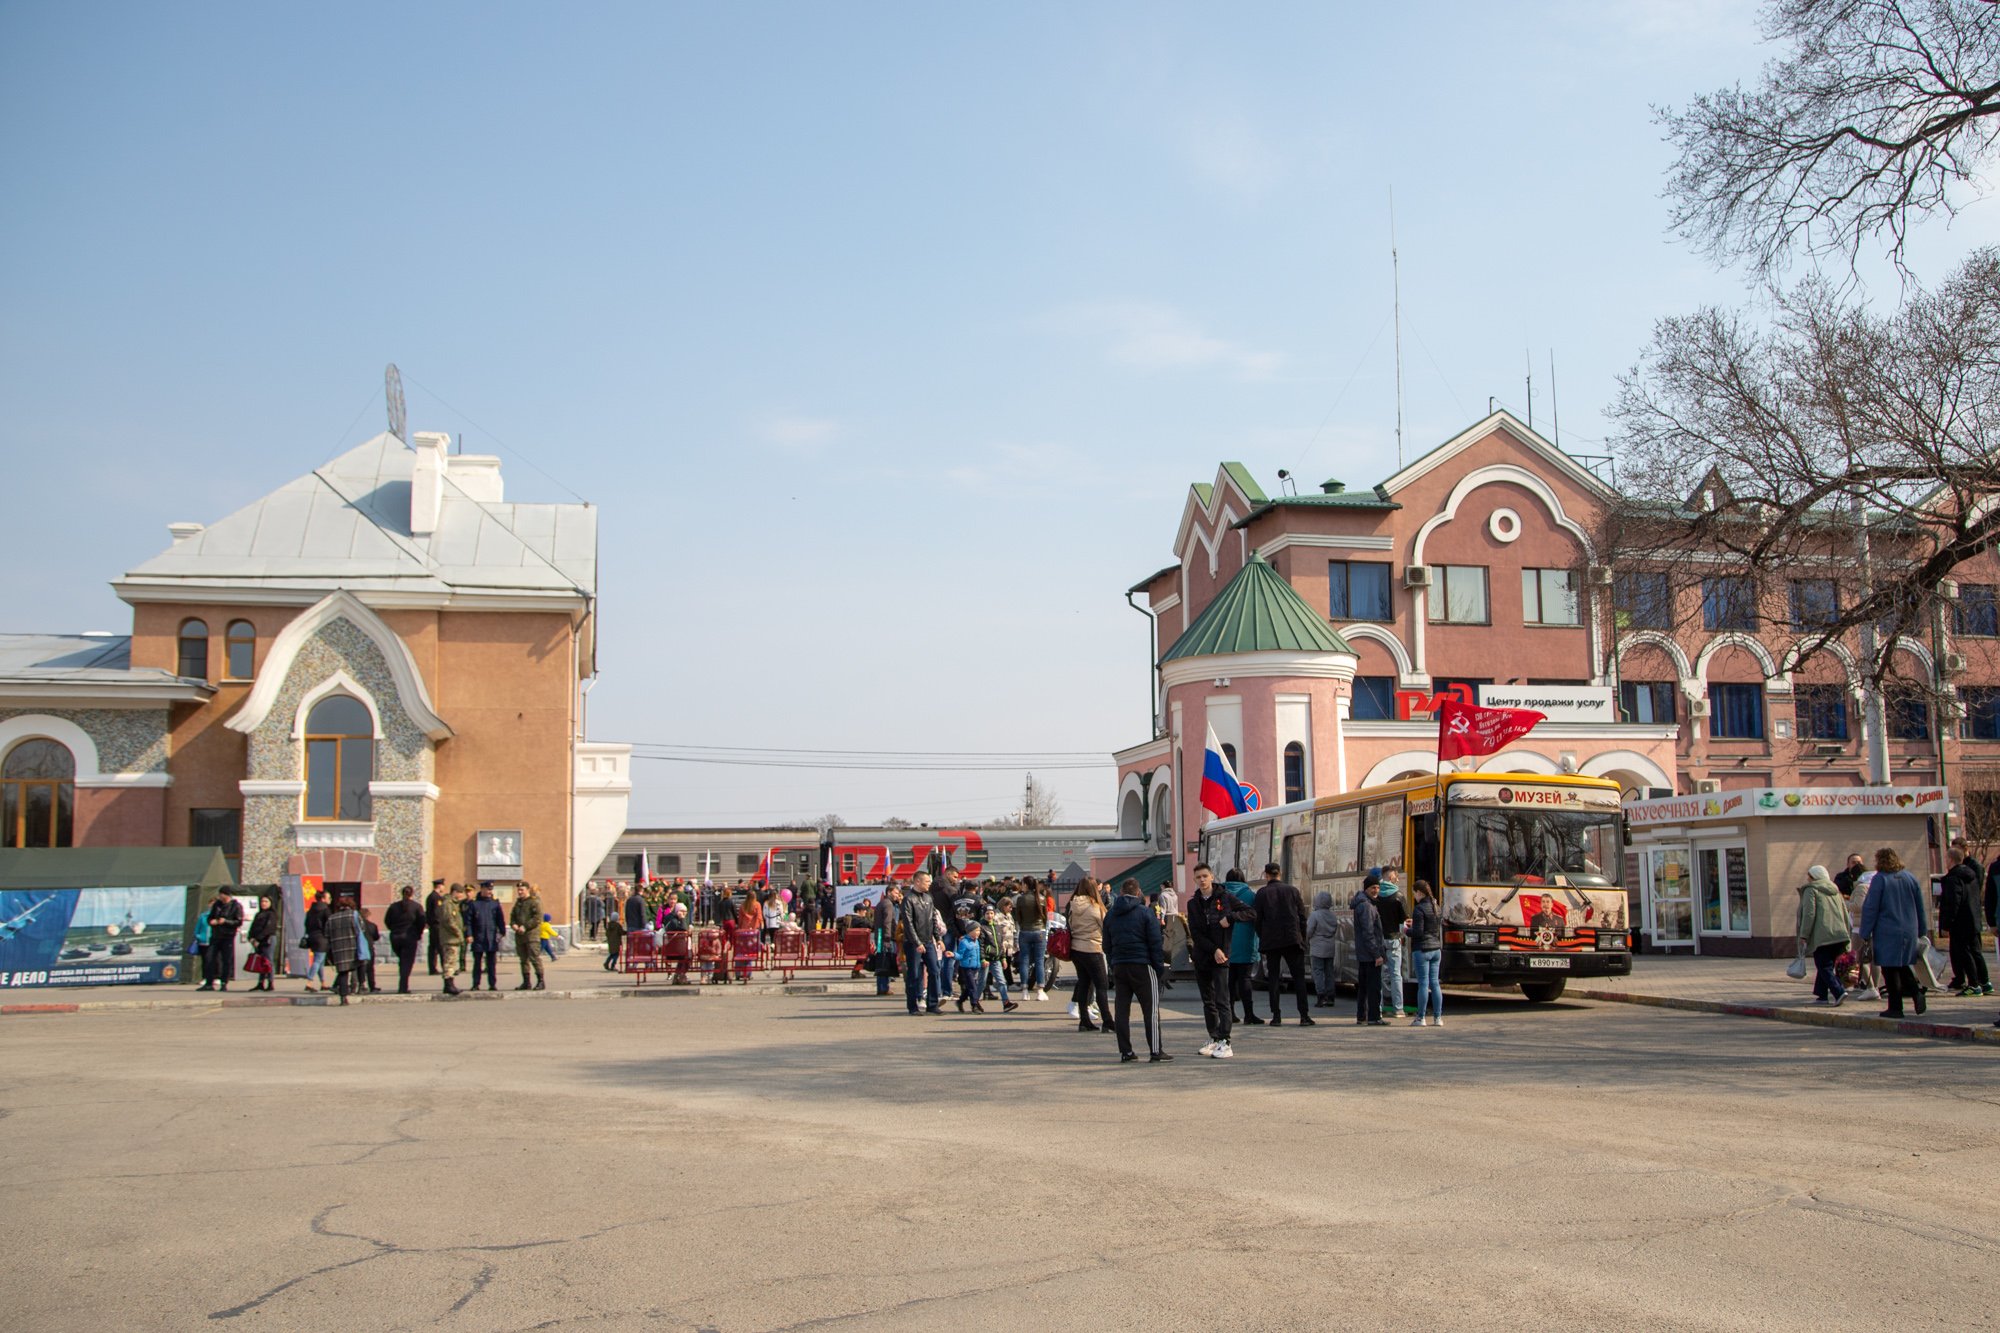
top-left (6, 2), bottom-right (1974, 827)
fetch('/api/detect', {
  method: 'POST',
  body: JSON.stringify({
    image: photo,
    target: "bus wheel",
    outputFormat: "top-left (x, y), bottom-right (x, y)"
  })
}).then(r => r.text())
top-left (1519, 979), bottom-right (1566, 1003)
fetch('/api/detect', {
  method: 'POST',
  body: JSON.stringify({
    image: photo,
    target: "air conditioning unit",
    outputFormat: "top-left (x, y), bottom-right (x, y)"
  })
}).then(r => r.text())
top-left (1689, 699), bottom-right (1711, 719)
top-left (1944, 652), bottom-right (1968, 675)
top-left (1812, 742), bottom-right (1844, 755)
top-left (1403, 565), bottom-right (1432, 588)
top-left (1695, 779), bottom-right (1722, 794)
top-left (1589, 566), bottom-right (1616, 586)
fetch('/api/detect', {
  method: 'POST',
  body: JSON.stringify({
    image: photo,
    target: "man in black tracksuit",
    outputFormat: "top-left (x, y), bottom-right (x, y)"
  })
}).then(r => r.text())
top-left (1252, 862), bottom-right (1314, 1026)
top-left (1103, 879), bottom-right (1171, 1062)
top-left (1186, 863), bottom-right (1248, 1057)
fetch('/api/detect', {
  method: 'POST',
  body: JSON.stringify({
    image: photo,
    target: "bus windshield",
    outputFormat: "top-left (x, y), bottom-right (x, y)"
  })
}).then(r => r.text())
top-left (1443, 808), bottom-right (1620, 888)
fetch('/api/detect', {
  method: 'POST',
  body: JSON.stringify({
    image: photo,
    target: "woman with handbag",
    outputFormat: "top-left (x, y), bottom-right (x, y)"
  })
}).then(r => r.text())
top-left (1064, 878), bottom-right (1110, 1032)
top-left (1794, 866), bottom-right (1852, 1007)
top-left (246, 894), bottom-right (278, 992)
top-left (1859, 847), bottom-right (1930, 1019)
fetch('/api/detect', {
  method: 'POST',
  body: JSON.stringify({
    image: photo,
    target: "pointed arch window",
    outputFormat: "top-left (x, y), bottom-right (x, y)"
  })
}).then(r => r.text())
top-left (1283, 742), bottom-right (1307, 805)
top-left (2, 739), bottom-right (75, 848)
top-left (224, 620), bottom-right (255, 680)
top-left (177, 619), bottom-right (209, 680)
top-left (304, 696), bottom-right (373, 821)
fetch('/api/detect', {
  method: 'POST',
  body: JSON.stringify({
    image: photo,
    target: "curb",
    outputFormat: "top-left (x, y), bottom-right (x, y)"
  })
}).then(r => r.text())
top-left (1572, 987), bottom-right (2000, 1045)
top-left (0, 979), bottom-right (866, 1016)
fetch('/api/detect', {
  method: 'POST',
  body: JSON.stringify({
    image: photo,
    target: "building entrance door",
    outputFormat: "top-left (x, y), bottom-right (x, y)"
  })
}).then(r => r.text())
top-left (1693, 843), bottom-right (1752, 947)
top-left (1643, 847), bottom-right (1694, 950)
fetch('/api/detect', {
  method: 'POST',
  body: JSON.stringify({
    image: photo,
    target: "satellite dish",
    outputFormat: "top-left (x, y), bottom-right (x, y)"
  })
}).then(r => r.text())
top-left (385, 364), bottom-right (407, 441)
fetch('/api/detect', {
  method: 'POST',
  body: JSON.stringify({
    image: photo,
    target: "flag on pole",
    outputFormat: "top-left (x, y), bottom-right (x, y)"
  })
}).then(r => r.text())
top-left (1199, 725), bottom-right (1251, 818)
top-left (1436, 696), bottom-right (1545, 761)
top-left (638, 849), bottom-right (652, 887)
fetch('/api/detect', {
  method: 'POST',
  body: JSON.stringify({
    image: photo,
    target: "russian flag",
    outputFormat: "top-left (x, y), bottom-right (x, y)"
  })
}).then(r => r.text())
top-left (1199, 725), bottom-right (1250, 819)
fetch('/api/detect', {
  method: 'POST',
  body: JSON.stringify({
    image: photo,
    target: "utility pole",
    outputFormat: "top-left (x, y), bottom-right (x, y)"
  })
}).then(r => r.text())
top-left (1391, 190), bottom-right (1404, 469)
top-left (1855, 501), bottom-right (1891, 785)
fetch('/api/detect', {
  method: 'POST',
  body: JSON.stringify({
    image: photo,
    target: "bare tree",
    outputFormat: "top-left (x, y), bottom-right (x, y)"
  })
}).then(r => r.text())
top-left (1603, 250), bottom-right (2000, 688)
top-left (880, 816), bottom-right (914, 829)
top-left (1663, 0), bottom-right (2000, 279)
top-left (812, 813), bottom-right (847, 838)
top-left (990, 774), bottom-right (1065, 828)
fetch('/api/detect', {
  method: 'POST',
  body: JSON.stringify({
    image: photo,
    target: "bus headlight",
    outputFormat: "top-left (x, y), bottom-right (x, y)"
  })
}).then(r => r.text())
top-left (1594, 932), bottom-right (1627, 950)
top-left (1462, 928), bottom-right (1498, 947)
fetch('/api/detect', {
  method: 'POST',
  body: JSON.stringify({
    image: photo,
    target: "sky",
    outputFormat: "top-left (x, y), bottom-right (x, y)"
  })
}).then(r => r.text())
top-left (3, 2), bottom-right (1988, 829)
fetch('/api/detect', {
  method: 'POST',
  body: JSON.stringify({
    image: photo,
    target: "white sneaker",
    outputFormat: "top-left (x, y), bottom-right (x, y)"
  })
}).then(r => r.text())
top-left (1086, 1005), bottom-right (1100, 1024)
top-left (1036, 988), bottom-right (1047, 1001)
top-left (1212, 1041), bottom-right (1233, 1058)
top-left (1198, 1041), bottom-right (1218, 1057)
top-left (1410, 1016), bottom-right (1425, 1026)
top-left (1433, 1016), bottom-right (1444, 1027)
top-left (1068, 1001), bottom-right (1079, 1018)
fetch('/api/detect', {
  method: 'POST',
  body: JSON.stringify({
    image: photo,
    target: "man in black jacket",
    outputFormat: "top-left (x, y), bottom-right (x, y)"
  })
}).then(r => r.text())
top-left (1251, 862), bottom-right (1314, 1026)
top-left (1186, 864), bottom-right (1244, 1058)
top-left (1939, 839), bottom-right (1991, 996)
top-left (424, 878), bottom-right (446, 974)
top-left (1103, 878), bottom-right (1171, 1062)
top-left (384, 884), bottom-right (427, 994)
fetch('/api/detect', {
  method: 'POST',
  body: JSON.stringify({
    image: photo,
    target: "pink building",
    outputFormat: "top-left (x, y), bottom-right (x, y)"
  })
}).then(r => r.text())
top-left (1094, 412), bottom-right (1681, 888)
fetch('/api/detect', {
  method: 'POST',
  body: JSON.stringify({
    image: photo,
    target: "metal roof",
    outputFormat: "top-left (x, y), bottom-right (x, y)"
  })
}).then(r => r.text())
top-left (1159, 554), bottom-right (1353, 662)
top-left (119, 433), bottom-right (596, 601)
top-left (0, 634), bottom-right (209, 700)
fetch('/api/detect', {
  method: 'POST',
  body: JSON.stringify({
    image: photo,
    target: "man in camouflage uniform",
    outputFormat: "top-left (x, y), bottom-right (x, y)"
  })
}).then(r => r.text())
top-left (510, 883), bottom-right (546, 991)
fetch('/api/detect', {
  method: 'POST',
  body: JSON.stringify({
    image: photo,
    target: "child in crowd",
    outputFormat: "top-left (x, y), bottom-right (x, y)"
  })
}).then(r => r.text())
top-left (953, 915), bottom-right (985, 1012)
top-left (538, 913), bottom-right (558, 960)
top-left (981, 905), bottom-right (1019, 1012)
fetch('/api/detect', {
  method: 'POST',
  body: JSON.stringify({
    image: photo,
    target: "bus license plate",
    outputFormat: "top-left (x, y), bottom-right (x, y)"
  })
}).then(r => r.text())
top-left (1528, 957), bottom-right (1570, 969)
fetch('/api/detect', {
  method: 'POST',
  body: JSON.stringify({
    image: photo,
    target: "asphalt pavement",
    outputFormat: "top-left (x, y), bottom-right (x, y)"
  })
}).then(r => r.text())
top-left (1, 985), bottom-right (1994, 1331)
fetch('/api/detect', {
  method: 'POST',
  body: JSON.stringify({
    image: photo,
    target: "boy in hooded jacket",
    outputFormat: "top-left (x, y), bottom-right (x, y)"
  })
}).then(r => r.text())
top-left (1103, 879), bottom-right (1170, 1062)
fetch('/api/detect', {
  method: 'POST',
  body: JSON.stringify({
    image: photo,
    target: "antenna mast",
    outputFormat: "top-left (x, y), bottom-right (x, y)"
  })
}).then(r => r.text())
top-left (1391, 191), bottom-right (1404, 469)
top-left (1524, 349), bottom-right (1533, 431)
top-left (1548, 349), bottom-right (1560, 449)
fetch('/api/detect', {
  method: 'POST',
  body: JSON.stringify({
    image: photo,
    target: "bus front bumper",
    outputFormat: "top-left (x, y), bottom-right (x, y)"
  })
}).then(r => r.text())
top-left (1444, 949), bottom-right (1632, 983)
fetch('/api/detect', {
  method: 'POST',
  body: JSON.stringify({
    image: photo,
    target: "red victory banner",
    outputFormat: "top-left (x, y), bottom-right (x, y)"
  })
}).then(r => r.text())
top-left (1436, 696), bottom-right (1545, 761)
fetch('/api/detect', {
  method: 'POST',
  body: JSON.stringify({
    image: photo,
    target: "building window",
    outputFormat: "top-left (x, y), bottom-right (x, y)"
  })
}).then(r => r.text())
top-left (1220, 742), bottom-right (1239, 773)
top-left (1619, 681), bottom-right (1677, 724)
top-left (1962, 686), bottom-right (2000, 741)
top-left (1283, 742), bottom-right (1306, 805)
top-left (224, 620), bottom-right (256, 679)
top-left (1522, 569), bottom-right (1581, 626)
top-left (303, 695), bottom-right (374, 821)
top-left (696, 851), bottom-right (722, 879)
top-left (735, 853), bottom-right (761, 875)
top-left (1887, 688), bottom-right (1931, 741)
top-left (1, 739), bottom-right (74, 849)
top-left (1428, 566), bottom-right (1489, 625)
top-left (657, 854), bottom-right (681, 874)
top-left (1708, 683), bottom-right (1766, 739)
top-left (1794, 684), bottom-right (1850, 741)
top-left (1613, 572), bottom-right (1671, 630)
top-left (189, 808), bottom-right (243, 877)
top-left (1701, 576), bottom-right (1757, 631)
top-left (1956, 584), bottom-right (1998, 637)
top-left (1350, 676), bottom-right (1396, 721)
top-left (1789, 579), bottom-right (1840, 630)
top-left (177, 618), bottom-right (209, 680)
top-left (1328, 561), bottom-right (1393, 621)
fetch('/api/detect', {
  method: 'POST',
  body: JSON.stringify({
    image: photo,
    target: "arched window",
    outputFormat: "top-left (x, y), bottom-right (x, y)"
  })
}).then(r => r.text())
top-left (304, 696), bottom-right (373, 821)
top-left (225, 620), bottom-right (255, 680)
top-left (1152, 785), bottom-right (1173, 852)
top-left (2, 739), bottom-right (75, 848)
top-left (1220, 742), bottom-right (1238, 772)
top-left (177, 618), bottom-right (209, 680)
top-left (1283, 742), bottom-right (1306, 805)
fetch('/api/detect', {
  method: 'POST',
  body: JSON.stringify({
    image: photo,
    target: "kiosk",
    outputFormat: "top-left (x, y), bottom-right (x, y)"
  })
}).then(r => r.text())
top-left (1623, 786), bottom-right (1946, 957)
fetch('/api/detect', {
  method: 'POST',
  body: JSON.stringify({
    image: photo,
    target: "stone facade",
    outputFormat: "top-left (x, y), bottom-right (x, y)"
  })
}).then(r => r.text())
top-left (238, 614), bottom-right (436, 896)
top-left (0, 707), bottom-right (168, 776)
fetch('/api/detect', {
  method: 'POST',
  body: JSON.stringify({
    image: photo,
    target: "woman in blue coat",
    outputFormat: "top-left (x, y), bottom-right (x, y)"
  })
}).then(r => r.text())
top-left (1860, 847), bottom-right (1931, 1018)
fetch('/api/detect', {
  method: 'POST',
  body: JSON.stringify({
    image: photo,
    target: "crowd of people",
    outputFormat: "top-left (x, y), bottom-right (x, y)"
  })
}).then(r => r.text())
top-left (1794, 838), bottom-right (1998, 1026)
top-left (191, 880), bottom-right (558, 1003)
top-left (181, 837), bottom-right (1998, 1042)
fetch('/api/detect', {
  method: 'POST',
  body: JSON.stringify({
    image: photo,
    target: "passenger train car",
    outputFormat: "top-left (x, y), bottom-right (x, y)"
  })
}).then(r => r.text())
top-left (592, 825), bottom-right (1114, 890)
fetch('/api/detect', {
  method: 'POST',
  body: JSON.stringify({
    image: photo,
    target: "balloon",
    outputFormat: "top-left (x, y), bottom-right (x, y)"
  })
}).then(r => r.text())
top-left (779, 889), bottom-right (793, 903)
